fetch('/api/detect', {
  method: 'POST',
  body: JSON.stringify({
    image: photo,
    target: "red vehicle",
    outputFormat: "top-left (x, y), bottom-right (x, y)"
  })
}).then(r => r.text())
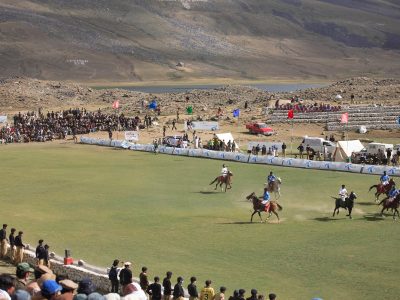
top-left (246, 123), bottom-right (274, 135)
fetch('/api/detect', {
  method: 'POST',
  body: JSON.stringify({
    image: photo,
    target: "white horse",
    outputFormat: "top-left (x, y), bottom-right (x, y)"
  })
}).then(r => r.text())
top-left (265, 177), bottom-right (282, 199)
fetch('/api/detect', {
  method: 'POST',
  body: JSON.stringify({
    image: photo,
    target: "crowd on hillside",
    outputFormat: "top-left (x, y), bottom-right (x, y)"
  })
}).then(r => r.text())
top-left (0, 225), bottom-right (285, 300)
top-left (0, 109), bottom-right (153, 144)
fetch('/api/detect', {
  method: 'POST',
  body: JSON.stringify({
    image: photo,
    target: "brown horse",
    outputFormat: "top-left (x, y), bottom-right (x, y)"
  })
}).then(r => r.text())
top-left (379, 195), bottom-right (400, 220)
top-left (246, 192), bottom-right (283, 223)
top-left (368, 178), bottom-right (395, 201)
top-left (210, 171), bottom-right (233, 192)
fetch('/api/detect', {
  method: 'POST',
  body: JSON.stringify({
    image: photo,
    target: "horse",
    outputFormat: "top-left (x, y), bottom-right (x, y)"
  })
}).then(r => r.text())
top-left (379, 195), bottom-right (400, 220)
top-left (209, 171), bottom-right (233, 192)
top-left (368, 178), bottom-right (395, 201)
top-left (246, 192), bottom-right (283, 223)
top-left (332, 192), bottom-right (357, 219)
top-left (265, 177), bottom-right (282, 199)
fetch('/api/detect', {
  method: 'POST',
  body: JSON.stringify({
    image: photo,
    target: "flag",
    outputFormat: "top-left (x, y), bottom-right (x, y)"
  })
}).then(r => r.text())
top-left (233, 109), bottom-right (240, 118)
top-left (287, 109), bottom-right (294, 119)
top-left (112, 100), bottom-right (119, 109)
top-left (186, 106), bottom-right (193, 114)
top-left (341, 112), bottom-right (348, 123)
top-left (149, 100), bottom-right (157, 110)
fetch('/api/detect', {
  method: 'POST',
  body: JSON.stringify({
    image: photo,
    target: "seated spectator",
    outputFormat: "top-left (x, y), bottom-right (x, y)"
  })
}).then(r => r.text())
top-left (77, 279), bottom-right (95, 296)
top-left (57, 280), bottom-right (78, 300)
top-left (16, 263), bottom-right (34, 290)
top-left (0, 274), bottom-right (16, 300)
top-left (41, 280), bottom-right (62, 300)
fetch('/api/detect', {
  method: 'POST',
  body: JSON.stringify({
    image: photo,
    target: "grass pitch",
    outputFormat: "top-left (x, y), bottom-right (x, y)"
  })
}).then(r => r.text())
top-left (0, 143), bottom-right (399, 300)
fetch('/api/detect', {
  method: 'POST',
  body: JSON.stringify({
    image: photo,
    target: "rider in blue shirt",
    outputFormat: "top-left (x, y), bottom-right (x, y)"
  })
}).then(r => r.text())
top-left (261, 190), bottom-right (270, 204)
top-left (267, 171), bottom-right (277, 189)
top-left (380, 171), bottom-right (390, 186)
top-left (388, 186), bottom-right (399, 202)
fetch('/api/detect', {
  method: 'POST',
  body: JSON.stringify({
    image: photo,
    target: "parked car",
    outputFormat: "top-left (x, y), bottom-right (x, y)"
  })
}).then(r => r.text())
top-left (245, 123), bottom-right (274, 135)
top-left (301, 137), bottom-right (336, 154)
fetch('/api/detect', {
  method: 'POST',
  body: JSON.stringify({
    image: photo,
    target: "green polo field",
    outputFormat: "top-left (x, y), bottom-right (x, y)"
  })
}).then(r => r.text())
top-left (0, 143), bottom-right (398, 299)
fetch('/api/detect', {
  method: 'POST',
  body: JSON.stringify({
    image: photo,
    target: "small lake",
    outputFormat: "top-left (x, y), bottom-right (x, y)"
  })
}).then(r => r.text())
top-left (114, 83), bottom-right (326, 94)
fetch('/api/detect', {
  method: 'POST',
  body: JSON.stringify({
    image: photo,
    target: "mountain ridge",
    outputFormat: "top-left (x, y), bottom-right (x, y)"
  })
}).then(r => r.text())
top-left (1, 0), bottom-right (400, 82)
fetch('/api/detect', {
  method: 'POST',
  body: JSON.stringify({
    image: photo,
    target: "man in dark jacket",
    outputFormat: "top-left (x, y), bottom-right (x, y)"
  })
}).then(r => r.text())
top-left (147, 276), bottom-right (162, 300)
top-left (36, 239), bottom-right (46, 265)
top-left (108, 259), bottom-right (120, 293)
top-left (14, 231), bottom-right (25, 264)
top-left (0, 224), bottom-right (7, 258)
top-left (173, 277), bottom-right (184, 300)
top-left (119, 262), bottom-right (132, 294)
top-left (187, 277), bottom-right (198, 300)
top-left (139, 266), bottom-right (149, 291)
top-left (162, 271), bottom-right (172, 300)
top-left (8, 228), bottom-right (16, 261)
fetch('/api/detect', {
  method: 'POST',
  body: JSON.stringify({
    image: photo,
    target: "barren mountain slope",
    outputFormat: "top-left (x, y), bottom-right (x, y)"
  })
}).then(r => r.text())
top-left (1, 0), bottom-right (400, 82)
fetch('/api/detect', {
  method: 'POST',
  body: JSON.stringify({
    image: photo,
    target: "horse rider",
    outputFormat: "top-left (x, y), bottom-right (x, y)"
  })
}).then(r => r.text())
top-left (380, 171), bottom-right (390, 186)
top-left (267, 171), bottom-right (277, 189)
top-left (221, 164), bottom-right (229, 178)
top-left (388, 185), bottom-right (399, 203)
top-left (339, 184), bottom-right (348, 203)
top-left (261, 189), bottom-right (271, 211)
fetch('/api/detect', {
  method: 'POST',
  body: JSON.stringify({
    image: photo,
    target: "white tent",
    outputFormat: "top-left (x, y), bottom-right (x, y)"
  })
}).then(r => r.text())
top-left (335, 94), bottom-right (343, 100)
top-left (215, 133), bottom-right (239, 149)
top-left (333, 140), bottom-right (365, 162)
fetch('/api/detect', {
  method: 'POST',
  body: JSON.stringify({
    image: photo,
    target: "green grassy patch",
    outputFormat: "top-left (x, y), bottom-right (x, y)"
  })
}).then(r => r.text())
top-left (0, 143), bottom-right (398, 300)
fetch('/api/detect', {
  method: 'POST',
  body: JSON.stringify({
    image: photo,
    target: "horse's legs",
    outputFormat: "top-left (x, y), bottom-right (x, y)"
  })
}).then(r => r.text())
top-left (347, 207), bottom-right (353, 219)
top-left (258, 211), bottom-right (263, 223)
top-left (251, 211), bottom-right (257, 223)
top-left (380, 207), bottom-right (385, 217)
top-left (272, 210), bottom-right (280, 223)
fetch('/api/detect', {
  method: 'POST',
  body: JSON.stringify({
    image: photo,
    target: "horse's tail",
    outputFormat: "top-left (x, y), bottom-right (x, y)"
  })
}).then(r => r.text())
top-left (368, 185), bottom-right (378, 192)
top-left (276, 203), bottom-right (283, 211)
top-left (210, 177), bottom-right (218, 185)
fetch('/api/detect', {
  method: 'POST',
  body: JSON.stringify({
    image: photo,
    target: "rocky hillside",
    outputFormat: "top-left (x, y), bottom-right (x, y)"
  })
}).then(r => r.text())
top-left (1, 0), bottom-right (400, 82)
top-left (1, 77), bottom-right (400, 115)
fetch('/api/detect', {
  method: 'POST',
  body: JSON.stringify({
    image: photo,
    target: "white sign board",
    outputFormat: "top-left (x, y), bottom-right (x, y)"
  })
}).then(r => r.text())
top-left (124, 131), bottom-right (139, 142)
top-left (187, 121), bottom-right (219, 131)
top-left (0, 116), bottom-right (7, 124)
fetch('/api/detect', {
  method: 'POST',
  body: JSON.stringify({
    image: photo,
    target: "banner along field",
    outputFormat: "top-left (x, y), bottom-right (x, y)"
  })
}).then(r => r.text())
top-left (0, 143), bottom-right (398, 300)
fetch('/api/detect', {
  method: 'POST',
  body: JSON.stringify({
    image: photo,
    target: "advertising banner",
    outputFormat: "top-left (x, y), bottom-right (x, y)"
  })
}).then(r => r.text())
top-left (125, 131), bottom-right (139, 142)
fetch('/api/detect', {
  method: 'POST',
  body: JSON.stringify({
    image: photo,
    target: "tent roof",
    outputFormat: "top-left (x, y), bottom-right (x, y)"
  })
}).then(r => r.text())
top-left (215, 133), bottom-right (239, 149)
top-left (336, 140), bottom-right (365, 157)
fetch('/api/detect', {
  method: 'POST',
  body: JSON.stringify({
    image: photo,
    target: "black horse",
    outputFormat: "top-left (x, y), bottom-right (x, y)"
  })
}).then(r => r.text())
top-left (332, 192), bottom-right (357, 219)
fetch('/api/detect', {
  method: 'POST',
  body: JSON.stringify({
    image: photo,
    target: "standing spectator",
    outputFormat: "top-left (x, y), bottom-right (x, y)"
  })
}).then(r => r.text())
top-left (386, 148), bottom-right (392, 165)
top-left (244, 101), bottom-right (248, 109)
top-left (231, 141), bottom-right (235, 152)
top-left (0, 274), bottom-right (16, 299)
top-left (261, 145), bottom-right (266, 156)
top-left (43, 244), bottom-right (50, 267)
top-left (228, 290), bottom-right (239, 300)
top-left (8, 228), bottom-right (16, 262)
top-left (238, 289), bottom-right (245, 300)
top-left (163, 271), bottom-right (173, 300)
top-left (246, 290), bottom-right (257, 300)
top-left (139, 267), bottom-right (149, 291)
top-left (214, 287), bottom-right (226, 300)
top-left (119, 262), bottom-right (133, 293)
top-left (305, 144), bottom-right (311, 159)
top-left (281, 143), bottom-right (287, 158)
top-left (108, 127), bottom-right (113, 140)
top-left (163, 125), bottom-right (167, 137)
top-left (187, 277), bottom-right (198, 300)
top-left (147, 276), bottom-right (162, 300)
top-left (177, 108), bottom-right (180, 121)
top-left (14, 231), bottom-right (25, 264)
top-left (108, 259), bottom-right (120, 294)
top-left (36, 239), bottom-right (46, 265)
top-left (268, 293), bottom-right (276, 300)
top-left (172, 277), bottom-right (184, 300)
top-left (0, 224), bottom-right (7, 258)
top-left (172, 120), bottom-right (177, 130)
top-left (199, 280), bottom-right (215, 300)
top-left (297, 144), bottom-right (304, 159)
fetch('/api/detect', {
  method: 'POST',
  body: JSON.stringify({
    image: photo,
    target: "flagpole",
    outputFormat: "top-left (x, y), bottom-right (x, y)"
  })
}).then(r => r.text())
top-left (290, 118), bottom-right (293, 157)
